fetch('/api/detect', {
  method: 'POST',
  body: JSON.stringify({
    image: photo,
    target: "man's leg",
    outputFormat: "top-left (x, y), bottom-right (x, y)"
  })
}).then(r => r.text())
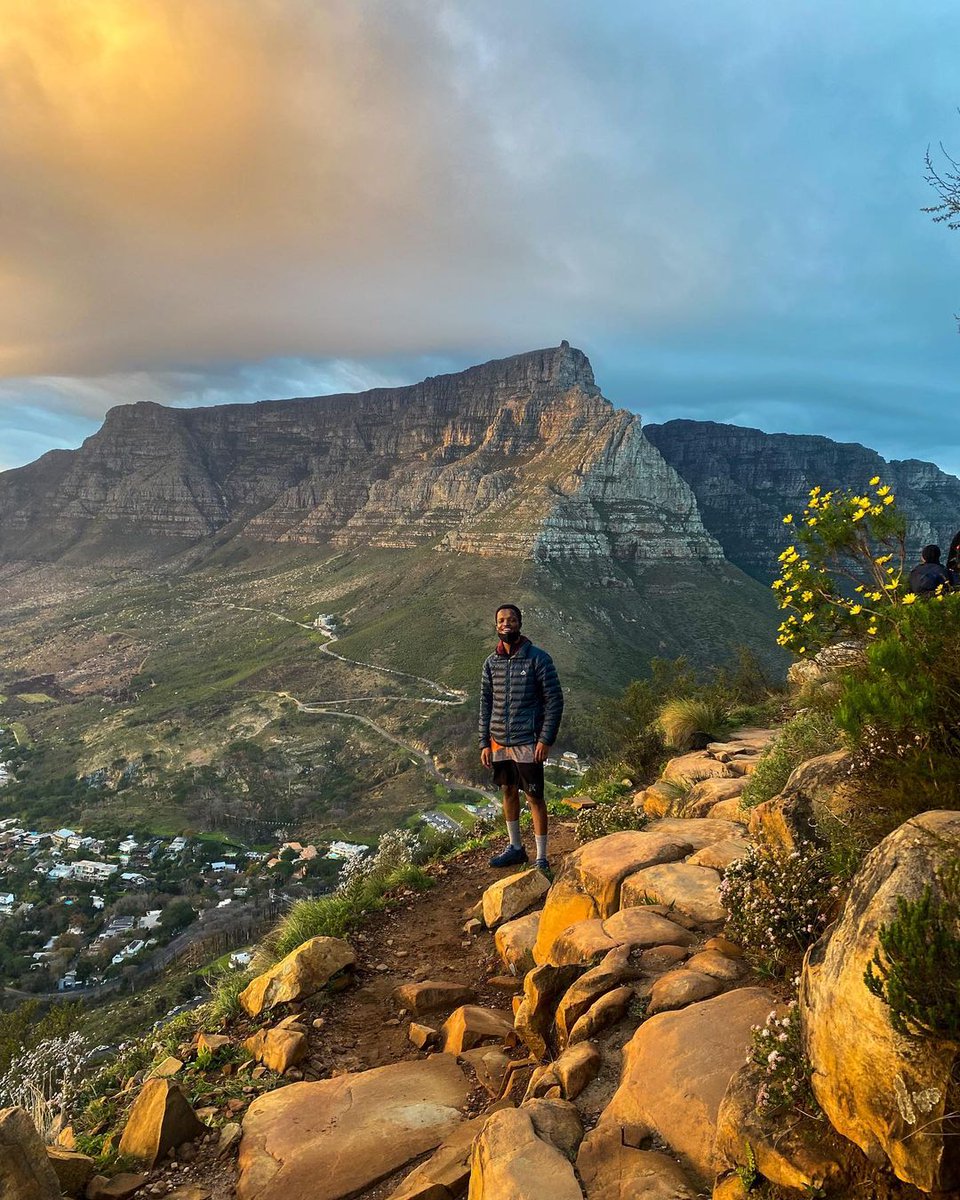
top-left (502, 783), bottom-right (522, 848)
top-left (525, 792), bottom-right (549, 867)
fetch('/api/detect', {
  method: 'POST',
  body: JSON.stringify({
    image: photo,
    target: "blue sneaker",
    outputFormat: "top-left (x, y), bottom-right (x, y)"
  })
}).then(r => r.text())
top-left (489, 844), bottom-right (529, 868)
top-left (533, 857), bottom-right (551, 875)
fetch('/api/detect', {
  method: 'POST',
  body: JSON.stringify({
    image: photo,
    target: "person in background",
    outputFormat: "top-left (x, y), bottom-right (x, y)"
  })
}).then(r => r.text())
top-left (479, 604), bottom-right (563, 873)
top-left (907, 544), bottom-right (951, 596)
top-left (946, 531), bottom-right (960, 586)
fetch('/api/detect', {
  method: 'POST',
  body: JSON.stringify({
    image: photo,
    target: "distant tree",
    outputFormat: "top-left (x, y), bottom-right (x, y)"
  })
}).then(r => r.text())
top-left (160, 899), bottom-right (195, 935)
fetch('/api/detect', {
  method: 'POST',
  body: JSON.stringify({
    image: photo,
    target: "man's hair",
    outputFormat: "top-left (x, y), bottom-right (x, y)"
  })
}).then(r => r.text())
top-left (922, 544), bottom-right (942, 563)
top-left (495, 604), bottom-right (522, 625)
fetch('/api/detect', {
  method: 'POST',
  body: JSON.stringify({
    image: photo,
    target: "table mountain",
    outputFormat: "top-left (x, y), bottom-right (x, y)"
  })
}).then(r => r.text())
top-left (0, 344), bottom-right (722, 568)
top-left (645, 419), bottom-right (960, 582)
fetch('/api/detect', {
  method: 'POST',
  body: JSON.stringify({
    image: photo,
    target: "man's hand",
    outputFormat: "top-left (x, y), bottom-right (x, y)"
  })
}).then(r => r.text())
top-left (535, 741), bottom-right (550, 763)
top-left (481, 746), bottom-right (492, 768)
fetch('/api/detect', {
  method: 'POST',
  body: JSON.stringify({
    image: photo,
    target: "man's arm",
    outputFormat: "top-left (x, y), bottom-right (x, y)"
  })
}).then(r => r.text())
top-left (535, 650), bottom-right (563, 753)
top-left (479, 659), bottom-right (493, 765)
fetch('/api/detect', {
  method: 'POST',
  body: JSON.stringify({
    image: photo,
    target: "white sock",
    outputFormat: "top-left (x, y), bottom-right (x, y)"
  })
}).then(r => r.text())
top-left (535, 834), bottom-right (548, 860)
top-left (506, 820), bottom-right (522, 848)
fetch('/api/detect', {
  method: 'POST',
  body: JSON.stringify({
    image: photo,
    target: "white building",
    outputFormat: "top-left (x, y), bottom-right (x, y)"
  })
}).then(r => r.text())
top-left (73, 860), bottom-right (118, 882)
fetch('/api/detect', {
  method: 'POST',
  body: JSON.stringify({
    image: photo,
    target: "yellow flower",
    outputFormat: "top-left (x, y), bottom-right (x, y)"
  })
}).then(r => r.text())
top-left (810, 485), bottom-right (822, 497)
top-left (852, 509), bottom-right (865, 521)
top-left (772, 579), bottom-right (785, 590)
top-left (807, 516), bottom-right (818, 526)
top-left (802, 612), bottom-right (814, 623)
top-left (883, 495), bottom-right (894, 505)
top-left (850, 604), bottom-right (863, 615)
top-left (801, 590), bottom-right (813, 602)
top-left (799, 560), bottom-right (811, 571)
top-left (797, 646), bottom-right (806, 655)
top-left (870, 475), bottom-right (881, 486)
top-left (902, 593), bottom-right (917, 605)
top-left (870, 506), bottom-right (882, 516)
top-left (855, 584), bottom-right (864, 593)
top-left (867, 626), bottom-right (878, 636)
top-left (876, 485), bottom-right (890, 496)
top-left (884, 581), bottom-right (898, 590)
top-left (875, 554), bottom-right (892, 565)
top-left (809, 497), bottom-right (819, 509)
top-left (783, 514), bottom-right (794, 524)
top-left (859, 496), bottom-right (871, 508)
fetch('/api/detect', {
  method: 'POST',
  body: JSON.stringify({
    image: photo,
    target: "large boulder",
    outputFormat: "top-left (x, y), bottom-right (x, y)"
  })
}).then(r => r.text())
top-left (643, 818), bottom-right (747, 852)
top-left (801, 809), bottom-right (960, 1193)
top-left (577, 1124), bottom-right (699, 1200)
top-left (46, 1147), bottom-right (95, 1197)
top-left (620, 863), bottom-right (726, 925)
top-left (117, 1078), bottom-right (207, 1168)
top-left (747, 750), bottom-right (851, 854)
top-left (647, 969), bottom-right (723, 1015)
top-left (481, 869), bottom-right (550, 929)
top-left (600, 987), bottom-right (776, 1183)
top-left (467, 1107), bottom-right (583, 1200)
top-left (237, 1056), bottom-right (472, 1200)
top-left (683, 777), bottom-right (747, 818)
top-left (660, 752), bottom-right (738, 786)
top-left (533, 831), bottom-right (693, 964)
top-left (0, 1106), bottom-right (62, 1200)
top-left (567, 986), bottom-right (634, 1046)
top-left (239, 936), bottom-right (355, 1017)
top-left (514, 963), bottom-right (582, 1059)
top-left (555, 946), bottom-right (633, 1048)
top-left (686, 838), bottom-right (751, 873)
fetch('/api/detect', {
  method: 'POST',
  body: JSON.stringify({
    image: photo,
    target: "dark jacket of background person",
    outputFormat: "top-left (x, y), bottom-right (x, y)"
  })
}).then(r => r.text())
top-left (479, 641), bottom-right (564, 748)
top-left (908, 560), bottom-right (950, 595)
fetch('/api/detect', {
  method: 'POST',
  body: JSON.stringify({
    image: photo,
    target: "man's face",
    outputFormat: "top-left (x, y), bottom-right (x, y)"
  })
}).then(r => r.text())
top-left (496, 608), bottom-right (521, 642)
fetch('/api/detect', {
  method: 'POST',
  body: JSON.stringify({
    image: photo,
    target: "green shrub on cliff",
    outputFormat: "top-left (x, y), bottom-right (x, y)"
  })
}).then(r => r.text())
top-left (740, 709), bottom-right (840, 810)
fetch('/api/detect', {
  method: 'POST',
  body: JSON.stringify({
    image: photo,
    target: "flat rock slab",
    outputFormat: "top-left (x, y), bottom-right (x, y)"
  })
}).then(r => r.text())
top-left (388, 1114), bottom-right (489, 1200)
top-left (621, 863), bottom-right (726, 925)
top-left (660, 752), bottom-right (738, 785)
top-left (643, 817), bottom-right (747, 852)
top-left (648, 969), bottom-right (723, 1014)
top-left (236, 1056), bottom-right (471, 1200)
top-left (468, 1107), bottom-right (583, 1200)
top-left (602, 907), bottom-right (697, 949)
top-left (482, 868), bottom-right (550, 929)
top-left (684, 950), bottom-right (742, 982)
top-left (393, 980), bottom-right (478, 1015)
top-left (601, 987), bottom-right (777, 1183)
top-left (533, 831), bottom-right (693, 965)
top-left (686, 837), bottom-right (751, 872)
top-left (578, 1126), bottom-right (699, 1200)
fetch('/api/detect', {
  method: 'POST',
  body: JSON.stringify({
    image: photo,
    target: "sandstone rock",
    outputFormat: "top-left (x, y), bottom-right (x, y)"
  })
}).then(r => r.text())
top-left (47, 1147), bottom-right (95, 1196)
top-left (686, 838), bottom-right (751, 872)
top-left (639, 944), bottom-right (689, 972)
top-left (0, 1106), bottom-right (63, 1200)
top-left (149, 1057), bottom-right (184, 1079)
top-left (494, 911), bottom-right (540, 975)
top-left (683, 777), bottom-right (747, 818)
top-left (704, 935), bottom-right (743, 957)
top-left (637, 782), bottom-right (674, 818)
top-left (521, 1098), bottom-right (584, 1159)
top-left (644, 817), bottom-right (747, 852)
top-left (683, 950), bottom-right (742, 982)
top-left (568, 986), bottom-right (635, 1046)
top-left (166, 1189), bottom-right (211, 1200)
top-left (577, 1124), bottom-right (699, 1200)
top-left (243, 1026), bottom-right (307, 1074)
top-left (467, 1106), bottom-right (582, 1200)
top-left (239, 937), bottom-right (354, 1016)
top-left (513, 963), bottom-right (581, 1059)
top-left (481, 868), bottom-right (550, 929)
top-left (393, 980), bottom-right (477, 1015)
top-left (601, 987), bottom-right (777, 1182)
top-left (458, 1048), bottom-right (510, 1097)
top-left (602, 906), bottom-right (697, 950)
top-left (661, 752), bottom-right (738, 786)
top-left (238, 1056), bottom-right (472, 1200)
top-left (711, 1173), bottom-right (750, 1200)
top-left (747, 750), bottom-right (851, 854)
top-left (525, 1041), bottom-right (600, 1103)
top-left (715, 1061), bottom-right (847, 1194)
top-left (86, 1173), bottom-right (149, 1200)
top-left (533, 831), bottom-right (693, 965)
top-left (545, 919), bottom-right (619, 967)
top-left (387, 1114), bottom-right (490, 1200)
top-left (408, 1022), bottom-right (439, 1051)
top-left (621, 863), bottom-right (726, 925)
top-left (555, 946), bottom-right (633, 1048)
top-left (217, 1122), bottom-right (242, 1158)
top-left (801, 809), bottom-right (960, 1193)
top-left (440, 1006), bottom-right (515, 1055)
top-left (117, 1079), bottom-right (207, 1168)
top-left (196, 1033), bottom-right (232, 1056)
top-left (648, 969), bottom-right (724, 1014)
top-left (707, 798), bottom-right (748, 822)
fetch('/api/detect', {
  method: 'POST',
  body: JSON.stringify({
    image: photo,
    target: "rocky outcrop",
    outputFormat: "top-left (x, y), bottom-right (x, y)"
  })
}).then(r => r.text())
top-left (238, 937), bottom-right (355, 1016)
top-left (801, 810), bottom-right (960, 1193)
top-left (0, 345), bottom-right (722, 568)
top-left (645, 419), bottom-right (960, 582)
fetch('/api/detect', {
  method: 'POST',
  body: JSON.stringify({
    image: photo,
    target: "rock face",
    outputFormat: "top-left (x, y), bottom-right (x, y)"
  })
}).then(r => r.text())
top-left (239, 937), bottom-right (355, 1016)
top-left (645, 419), bottom-right (960, 582)
top-left (237, 1056), bottom-right (472, 1200)
top-left (0, 345), bottom-right (722, 568)
top-left (801, 809), bottom-right (960, 1193)
top-left (0, 1106), bottom-right (63, 1200)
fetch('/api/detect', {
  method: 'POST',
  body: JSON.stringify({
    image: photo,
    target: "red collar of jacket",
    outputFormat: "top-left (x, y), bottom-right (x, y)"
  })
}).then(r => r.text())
top-left (495, 635), bottom-right (530, 658)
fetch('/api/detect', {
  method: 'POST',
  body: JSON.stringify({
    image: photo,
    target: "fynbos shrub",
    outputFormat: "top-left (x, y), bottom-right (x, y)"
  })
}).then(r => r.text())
top-left (720, 843), bottom-right (838, 974)
top-left (748, 1000), bottom-right (815, 1116)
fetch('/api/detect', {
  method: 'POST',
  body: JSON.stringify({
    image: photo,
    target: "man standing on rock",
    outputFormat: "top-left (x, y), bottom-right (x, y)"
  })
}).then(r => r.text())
top-left (480, 604), bottom-right (563, 873)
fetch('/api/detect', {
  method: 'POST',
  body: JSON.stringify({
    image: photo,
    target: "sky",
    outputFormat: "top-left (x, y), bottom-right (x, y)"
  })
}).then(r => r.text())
top-left (2, 1), bottom-right (960, 473)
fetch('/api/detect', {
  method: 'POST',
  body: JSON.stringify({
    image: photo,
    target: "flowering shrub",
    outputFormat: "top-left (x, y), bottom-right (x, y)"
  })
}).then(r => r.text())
top-left (720, 843), bottom-right (838, 974)
top-left (773, 477), bottom-right (913, 656)
top-left (337, 828), bottom-right (420, 892)
top-left (0, 1032), bottom-right (92, 1140)
top-left (576, 801), bottom-right (647, 844)
top-left (749, 999), bottom-right (815, 1116)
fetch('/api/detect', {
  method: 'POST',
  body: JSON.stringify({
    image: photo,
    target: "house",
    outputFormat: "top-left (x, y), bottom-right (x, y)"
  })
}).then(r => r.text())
top-left (119, 872), bottom-right (149, 888)
top-left (0, 892), bottom-right (15, 914)
top-left (58, 971), bottom-right (80, 991)
top-left (46, 864), bottom-right (73, 881)
top-left (139, 909), bottom-right (162, 930)
top-left (326, 841), bottom-right (368, 861)
top-left (50, 828), bottom-right (76, 847)
top-left (73, 860), bottom-right (117, 882)
top-left (118, 837), bottom-right (139, 854)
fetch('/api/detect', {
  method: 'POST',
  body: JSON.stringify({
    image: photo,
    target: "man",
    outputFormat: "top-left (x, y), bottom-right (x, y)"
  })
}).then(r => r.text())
top-left (480, 604), bottom-right (563, 872)
top-left (907, 544), bottom-right (951, 596)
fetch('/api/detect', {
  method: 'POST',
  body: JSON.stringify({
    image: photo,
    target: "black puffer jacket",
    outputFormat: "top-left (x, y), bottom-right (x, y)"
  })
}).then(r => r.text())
top-left (479, 640), bottom-right (564, 748)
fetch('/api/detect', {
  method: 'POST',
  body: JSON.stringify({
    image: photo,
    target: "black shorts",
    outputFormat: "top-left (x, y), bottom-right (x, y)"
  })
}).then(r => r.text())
top-left (491, 759), bottom-right (545, 800)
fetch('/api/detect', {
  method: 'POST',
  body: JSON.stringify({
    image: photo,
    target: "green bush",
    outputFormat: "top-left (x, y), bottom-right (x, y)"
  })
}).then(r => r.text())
top-left (740, 709), bottom-right (840, 810)
top-left (748, 1000), bottom-right (815, 1116)
top-left (864, 856), bottom-right (960, 1041)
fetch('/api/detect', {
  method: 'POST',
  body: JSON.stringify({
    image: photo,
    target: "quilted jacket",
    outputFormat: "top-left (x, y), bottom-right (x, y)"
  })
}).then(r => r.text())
top-left (479, 640), bottom-right (564, 748)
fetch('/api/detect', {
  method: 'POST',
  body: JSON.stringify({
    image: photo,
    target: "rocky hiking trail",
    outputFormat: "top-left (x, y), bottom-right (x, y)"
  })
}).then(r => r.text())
top-left (13, 724), bottom-right (952, 1200)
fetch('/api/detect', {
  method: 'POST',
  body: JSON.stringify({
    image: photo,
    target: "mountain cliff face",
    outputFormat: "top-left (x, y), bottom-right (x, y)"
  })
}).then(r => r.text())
top-left (0, 345), bottom-right (722, 566)
top-left (645, 419), bottom-right (960, 582)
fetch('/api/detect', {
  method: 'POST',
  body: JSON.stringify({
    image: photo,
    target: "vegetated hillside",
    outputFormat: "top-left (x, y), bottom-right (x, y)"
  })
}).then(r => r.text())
top-left (0, 539), bottom-right (784, 841)
top-left (645, 418), bottom-right (960, 582)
